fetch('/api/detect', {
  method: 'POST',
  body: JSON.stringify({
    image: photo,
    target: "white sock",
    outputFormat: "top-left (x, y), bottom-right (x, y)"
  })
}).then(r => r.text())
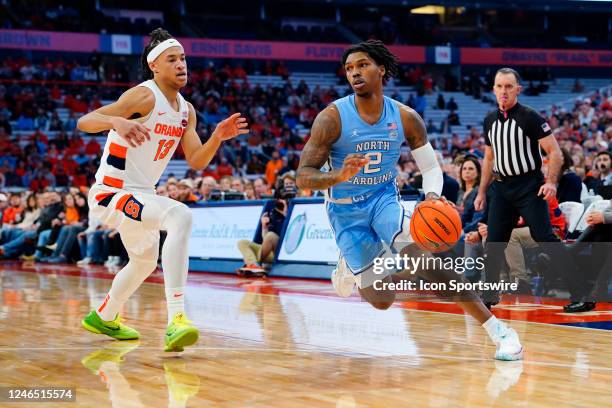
top-left (96, 293), bottom-right (122, 321)
top-left (166, 287), bottom-right (185, 324)
top-left (96, 255), bottom-right (158, 322)
top-left (159, 205), bottom-right (192, 325)
top-left (482, 315), bottom-right (506, 340)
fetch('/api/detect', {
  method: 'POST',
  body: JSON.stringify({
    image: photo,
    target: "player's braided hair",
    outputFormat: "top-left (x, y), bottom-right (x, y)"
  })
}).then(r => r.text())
top-left (341, 39), bottom-right (399, 83)
top-left (141, 28), bottom-right (173, 80)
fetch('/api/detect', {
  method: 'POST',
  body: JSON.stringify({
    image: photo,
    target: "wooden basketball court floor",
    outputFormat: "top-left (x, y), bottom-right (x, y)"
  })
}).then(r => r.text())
top-left (0, 261), bottom-right (610, 407)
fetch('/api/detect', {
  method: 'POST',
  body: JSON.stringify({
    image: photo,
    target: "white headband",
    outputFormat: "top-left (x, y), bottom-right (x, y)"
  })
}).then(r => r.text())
top-left (146, 38), bottom-right (184, 63)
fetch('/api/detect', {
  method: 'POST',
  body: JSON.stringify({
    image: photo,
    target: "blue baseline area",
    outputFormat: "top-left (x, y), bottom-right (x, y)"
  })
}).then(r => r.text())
top-left (560, 321), bottom-right (612, 331)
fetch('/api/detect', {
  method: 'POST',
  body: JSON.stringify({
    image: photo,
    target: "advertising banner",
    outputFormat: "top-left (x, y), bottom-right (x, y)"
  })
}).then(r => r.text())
top-left (0, 29), bottom-right (99, 52)
top-left (278, 202), bottom-right (339, 263)
top-left (189, 204), bottom-right (264, 260)
top-left (461, 47), bottom-right (612, 67)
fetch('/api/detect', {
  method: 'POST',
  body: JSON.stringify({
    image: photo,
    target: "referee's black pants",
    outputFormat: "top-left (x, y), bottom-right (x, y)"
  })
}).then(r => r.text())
top-left (483, 171), bottom-right (573, 302)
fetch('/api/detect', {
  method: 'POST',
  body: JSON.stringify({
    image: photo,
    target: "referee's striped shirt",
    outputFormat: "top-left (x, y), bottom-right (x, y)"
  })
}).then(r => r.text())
top-left (483, 102), bottom-right (552, 177)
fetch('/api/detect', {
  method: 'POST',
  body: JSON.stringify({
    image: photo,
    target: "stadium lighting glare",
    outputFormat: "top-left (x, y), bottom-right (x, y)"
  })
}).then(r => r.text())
top-left (410, 5), bottom-right (445, 14)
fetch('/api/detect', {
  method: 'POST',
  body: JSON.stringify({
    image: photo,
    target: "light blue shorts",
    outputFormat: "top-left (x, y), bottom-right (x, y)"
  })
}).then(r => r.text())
top-left (326, 182), bottom-right (414, 275)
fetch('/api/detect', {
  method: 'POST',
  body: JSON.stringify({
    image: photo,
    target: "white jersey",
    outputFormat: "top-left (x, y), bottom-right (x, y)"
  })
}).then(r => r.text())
top-left (95, 79), bottom-right (189, 193)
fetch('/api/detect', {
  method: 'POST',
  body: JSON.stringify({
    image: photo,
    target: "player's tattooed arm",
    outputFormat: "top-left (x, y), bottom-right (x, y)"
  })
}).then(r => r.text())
top-left (397, 103), bottom-right (442, 201)
top-left (397, 104), bottom-right (428, 150)
top-left (296, 106), bottom-right (368, 190)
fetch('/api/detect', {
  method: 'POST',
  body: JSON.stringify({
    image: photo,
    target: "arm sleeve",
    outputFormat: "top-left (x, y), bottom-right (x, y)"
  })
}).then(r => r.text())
top-left (483, 117), bottom-right (492, 146)
top-left (412, 142), bottom-right (443, 197)
top-left (529, 110), bottom-right (553, 140)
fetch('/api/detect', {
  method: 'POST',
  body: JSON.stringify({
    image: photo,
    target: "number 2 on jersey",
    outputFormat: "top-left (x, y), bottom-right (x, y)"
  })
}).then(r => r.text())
top-left (363, 152), bottom-right (382, 174)
top-left (154, 139), bottom-right (175, 161)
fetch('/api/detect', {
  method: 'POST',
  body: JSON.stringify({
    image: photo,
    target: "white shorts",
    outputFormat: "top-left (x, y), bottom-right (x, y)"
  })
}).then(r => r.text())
top-left (88, 184), bottom-right (185, 258)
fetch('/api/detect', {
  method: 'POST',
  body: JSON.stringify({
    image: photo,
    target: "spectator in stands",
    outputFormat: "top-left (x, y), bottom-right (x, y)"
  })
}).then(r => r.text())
top-left (197, 176), bottom-right (218, 201)
top-left (502, 192), bottom-right (567, 295)
top-left (2, 193), bottom-right (23, 226)
top-left (12, 194), bottom-right (40, 231)
top-left (103, 229), bottom-right (128, 268)
top-left (447, 110), bottom-right (461, 126)
top-left (16, 112), bottom-right (34, 131)
top-left (167, 182), bottom-right (180, 201)
top-left (585, 151), bottom-right (612, 192)
top-left (0, 193), bottom-right (8, 223)
top-left (43, 193), bottom-right (89, 263)
top-left (457, 155), bottom-right (483, 233)
top-left (572, 79), bottom-right (585, 93)
top-left (438, 152), bottom-right (460, 203)
top-left (236, 180), bottom-right (290, 276)
top-left (253, 177), bottom-right (270, 199)
top-left (446, 97), bottom-right (458, 111)
top-left (436, 94), bottom-right (446, 110)
top-left (36, 192), bottom-right (77, 258)
top-left (244, 182), bottom-right (256, 200)
top-left (426, 119), bottom-right (438, 134)
top-left (414, 90), bottom-right (426, 119)
top-left (216, 157), bottom-right (234, 177)
top-left (177, 179), bottom-right (198, 204)
top-left (64, 111), bottom-right (77, 131)
top-left (246, 154), bottom-right (266, 175)
top-left (219, 176), bottom-right (231, 192)
top-left (558, 148), bottom-right (583, 203)
top-left (156, 184), bottom-right (168, 197)
top-left (84, 137), bottom-right (101, 156)
top-left (265, 150), bottom-right (283, 186)
top-left (77, 217), bottom-right (106, 267)
top-left (578, 99), bottom-right (595, 126)
top-left (230, 177), bottom-right (245, 193)
top-left (0, 190), bottom-right (62, 259)
top-left (564, 199), bottom-right (612, 312)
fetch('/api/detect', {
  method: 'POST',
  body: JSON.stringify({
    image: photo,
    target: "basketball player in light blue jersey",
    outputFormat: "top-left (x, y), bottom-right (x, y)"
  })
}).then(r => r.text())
top-left (297, 40), bottom-right (523, 361)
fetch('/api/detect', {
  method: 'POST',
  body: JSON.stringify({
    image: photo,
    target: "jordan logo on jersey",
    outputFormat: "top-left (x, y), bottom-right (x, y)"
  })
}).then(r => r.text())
top-left (153, 123), bottom-right (184, 138)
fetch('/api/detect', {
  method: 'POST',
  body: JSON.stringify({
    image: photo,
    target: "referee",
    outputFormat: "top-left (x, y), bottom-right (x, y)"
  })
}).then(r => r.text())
top-left (474, 67), bottom-right (568, 307)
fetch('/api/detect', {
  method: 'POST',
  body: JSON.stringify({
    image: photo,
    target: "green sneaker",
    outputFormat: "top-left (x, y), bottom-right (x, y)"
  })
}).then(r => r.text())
top-left (81, 341), bottom-right (140, 374)
top-left (81, 310), bottom-right (140, 340)
top-left (164, 313), bottom-right (199, 352)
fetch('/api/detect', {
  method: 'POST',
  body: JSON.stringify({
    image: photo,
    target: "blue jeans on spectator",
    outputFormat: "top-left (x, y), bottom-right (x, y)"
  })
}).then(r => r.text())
top-left (79, 229), bottom-right (107, 263)
top-left (52, 225), bottom-right (85, 259)
top-left (0, 228), bottom-right (25, 245)
top-left (1, 230), bottom-right (38, 258)
top-left (34, 230), bottom-right (53, 259)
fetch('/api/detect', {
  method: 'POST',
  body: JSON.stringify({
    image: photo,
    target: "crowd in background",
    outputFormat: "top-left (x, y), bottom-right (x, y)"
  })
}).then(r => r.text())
top-left (0, 56), bottom-right (610, 274)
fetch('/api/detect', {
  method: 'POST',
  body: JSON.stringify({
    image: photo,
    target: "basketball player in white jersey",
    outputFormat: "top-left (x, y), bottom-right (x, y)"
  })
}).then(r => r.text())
top-left (78, 29), bottom-right (249, 352)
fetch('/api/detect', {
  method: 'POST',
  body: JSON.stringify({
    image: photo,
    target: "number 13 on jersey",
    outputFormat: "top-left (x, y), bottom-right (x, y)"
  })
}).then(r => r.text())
top-left (154, 139), bottom-right (175, 161)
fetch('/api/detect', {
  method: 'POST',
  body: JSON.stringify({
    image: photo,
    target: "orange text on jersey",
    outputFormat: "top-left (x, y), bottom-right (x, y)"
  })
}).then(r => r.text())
top-left (154, 123), bottom-right (184, 138)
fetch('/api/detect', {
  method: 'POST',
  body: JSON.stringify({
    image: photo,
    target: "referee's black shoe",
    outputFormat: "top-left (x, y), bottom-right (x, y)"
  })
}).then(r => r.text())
top-left (563, 302), bottom-right (596, 313)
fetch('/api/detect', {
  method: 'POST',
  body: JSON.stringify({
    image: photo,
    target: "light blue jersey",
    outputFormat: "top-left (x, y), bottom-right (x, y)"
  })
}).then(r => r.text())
top-left (329, 94), bottom-right (405, 200)
top-left (325, 94), bottom-right (414, 277)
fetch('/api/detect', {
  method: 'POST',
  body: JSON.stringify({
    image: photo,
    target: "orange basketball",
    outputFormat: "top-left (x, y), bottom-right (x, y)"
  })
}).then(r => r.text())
top-left (409, 200), bottom-right (462, 253)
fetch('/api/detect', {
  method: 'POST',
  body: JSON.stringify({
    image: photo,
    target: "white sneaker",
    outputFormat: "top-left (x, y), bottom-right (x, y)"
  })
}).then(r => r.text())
top-left (104, 256), bottom-right (118, 267)
top-left (77, 257), bottom-right (92, 266)
top-left (492, 326), bottom-right (524, 361)
top-left (331, 257), bottom-right (355, 298)
top-left (486, 360), bottom-right (524, 397)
